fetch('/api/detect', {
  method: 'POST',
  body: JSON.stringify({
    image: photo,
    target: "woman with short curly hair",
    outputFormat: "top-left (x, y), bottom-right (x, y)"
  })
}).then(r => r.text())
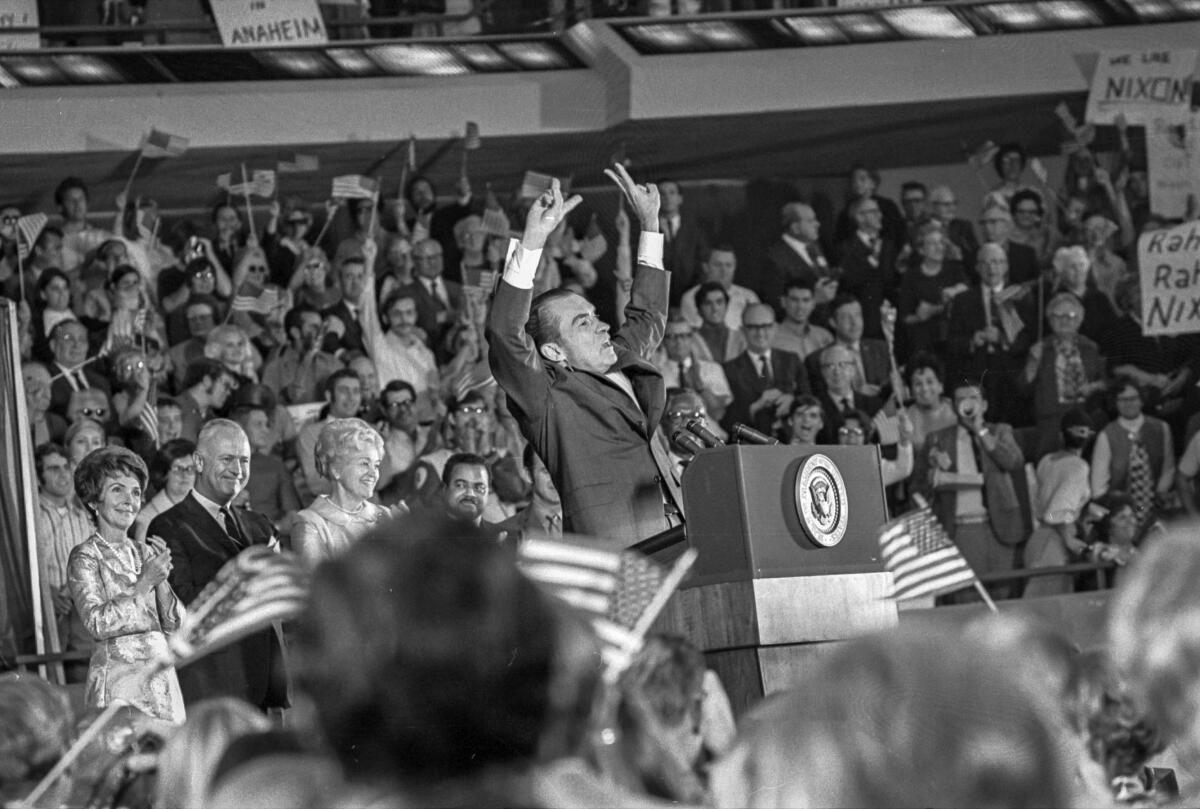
top-left (293, 417), bottom-right (391, 567)
top-left (67, 446), bottom-right (184, 723)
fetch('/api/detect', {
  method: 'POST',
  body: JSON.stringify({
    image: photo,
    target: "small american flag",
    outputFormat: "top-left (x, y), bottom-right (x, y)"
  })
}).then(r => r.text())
top-left (464, 121), bottom-right (481, 150)
top-left (519, 537), bottom-right (697, 678)
top-left (277, 152), bottom-right (319, 174)
top-left (16, 212), bottom-right (47, 261)
top-left (519, 171), bottom-right (554, 200)
top-left (878, 507), bottom-right (977, 601)
top-left (221, 170), bottom-right (276, 198)
top-left (331, 175), bottom-right (379, 201)
top-left (231, 284), bottom-right (281, 315)
top-left (481, 206), bottom-right (510, 237)
top-left (167, 546), bottom-right (308, 669)
top-left (141, 128), bottom-right (188, 159)
top-left (139, 385), bottom-right (160, 448)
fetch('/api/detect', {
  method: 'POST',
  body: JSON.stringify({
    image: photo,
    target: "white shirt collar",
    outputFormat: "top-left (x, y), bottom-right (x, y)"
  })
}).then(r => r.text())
top-left (192, 488), bottom-right (233, 527)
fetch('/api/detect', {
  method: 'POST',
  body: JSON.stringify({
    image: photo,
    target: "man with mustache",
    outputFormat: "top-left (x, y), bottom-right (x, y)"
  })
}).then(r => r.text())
top-left (398, 453), bottom-right (509, 542)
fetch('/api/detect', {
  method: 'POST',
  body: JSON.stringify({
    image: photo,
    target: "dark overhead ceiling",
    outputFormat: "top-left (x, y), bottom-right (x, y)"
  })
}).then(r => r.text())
top-left (0, 90), bottom-right (1090, 213)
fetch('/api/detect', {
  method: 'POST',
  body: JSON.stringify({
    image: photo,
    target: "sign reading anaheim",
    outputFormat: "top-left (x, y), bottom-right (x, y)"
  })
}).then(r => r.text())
top-left (1139, 221), bottom-right (1200, 337)
top-left (210, 0), bottom-right (328, 48)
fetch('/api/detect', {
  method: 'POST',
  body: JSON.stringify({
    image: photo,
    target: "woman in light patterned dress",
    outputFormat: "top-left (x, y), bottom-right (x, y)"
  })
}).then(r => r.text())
top-left (67, 446), bottom-right (184, 724)
top-left (293, 418), bottom-right (391, 568)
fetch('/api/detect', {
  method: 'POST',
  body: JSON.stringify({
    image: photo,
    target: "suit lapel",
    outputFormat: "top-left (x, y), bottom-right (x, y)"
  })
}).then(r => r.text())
top-left (182, 494), bottom-right (243, 557)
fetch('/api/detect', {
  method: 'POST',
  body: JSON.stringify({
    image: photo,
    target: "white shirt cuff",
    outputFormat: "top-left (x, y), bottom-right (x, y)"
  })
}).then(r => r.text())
top-left (638, 232), bottom-right (664, 270)
top-left (501, 238), bottom-right (543, 290)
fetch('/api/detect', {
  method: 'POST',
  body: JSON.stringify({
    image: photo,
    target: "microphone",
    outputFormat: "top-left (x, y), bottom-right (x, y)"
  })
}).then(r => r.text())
top-left (672, 430), bottom-right (706, 456)
top-left (685, 418), bottom-right (725, 448)
top-left (731, 423), bottom-right (780, 445)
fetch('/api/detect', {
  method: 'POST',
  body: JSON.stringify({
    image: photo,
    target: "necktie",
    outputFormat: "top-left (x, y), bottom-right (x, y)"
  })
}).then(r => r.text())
top-left (221, 506), bottom-right (247, 548)
top-left (545, 513), bottom-right (562, 536)
top-left (758, 354), bottom-right (772, 383)
top-left (1056, 339), bottom-right (1086, 403)
top-left (678, 361), bottom-right (690, 389)
top-left (841, 396), bottom-right (853, 415)
top-left (1126, 432), bottom-right (1154, 520)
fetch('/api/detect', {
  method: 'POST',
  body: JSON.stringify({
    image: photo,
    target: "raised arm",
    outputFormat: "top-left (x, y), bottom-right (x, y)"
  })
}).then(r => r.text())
top-left (605, 164), bottom-right (668, 359)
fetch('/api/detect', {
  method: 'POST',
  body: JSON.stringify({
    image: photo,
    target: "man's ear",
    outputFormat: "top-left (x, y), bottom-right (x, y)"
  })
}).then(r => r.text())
top-left (539, 341), bottom-right (567, 364)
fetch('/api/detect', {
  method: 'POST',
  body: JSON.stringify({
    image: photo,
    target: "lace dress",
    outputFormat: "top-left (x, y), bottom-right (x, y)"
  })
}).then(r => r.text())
top-left (293, 496), bottom-right (393, 567)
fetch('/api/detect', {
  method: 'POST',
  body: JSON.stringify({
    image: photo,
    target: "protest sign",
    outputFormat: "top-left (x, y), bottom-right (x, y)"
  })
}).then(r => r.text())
top-left (1139, 221), bottom-right (1200, 336)
top-left (0, 0), bottom-right (38, 50)
top-left (1144, 115), bottom-right (1200, 220)
top-left (1085, 50), bottom-right (1197, 126)
top-left (210, 0), bottom-right (327, 49)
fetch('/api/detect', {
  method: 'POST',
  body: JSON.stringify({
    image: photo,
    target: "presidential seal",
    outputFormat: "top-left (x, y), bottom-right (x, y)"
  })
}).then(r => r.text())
top-left (794, 453), bottom-right (849, 548)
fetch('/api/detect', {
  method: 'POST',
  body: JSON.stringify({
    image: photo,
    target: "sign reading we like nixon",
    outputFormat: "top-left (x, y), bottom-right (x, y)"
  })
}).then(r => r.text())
top-left (210, 0), bottom-right (328, 49)
top-left (1085, 50), bottom-right (1197, 125)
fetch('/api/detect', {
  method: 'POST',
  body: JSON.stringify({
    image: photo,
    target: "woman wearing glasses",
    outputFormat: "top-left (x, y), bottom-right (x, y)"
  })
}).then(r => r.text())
top-left (133, 439), bottom-right (197, 542)
top-left (293, 417), bottom-right (391, 567)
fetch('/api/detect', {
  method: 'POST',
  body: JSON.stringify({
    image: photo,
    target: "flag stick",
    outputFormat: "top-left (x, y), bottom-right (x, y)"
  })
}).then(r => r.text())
top-left (15, 241), bottom-right (24, 304)
top-left (313, 202), bottom-right (336, 250)
top-left (121, 149), bottom-right (145, 206)
top-left (460, 141), bottom-right (469, 183)
top-left (973, 580), bottom-right (1000, 613)
top-left (240, 163), bottom-right (255, 238)
top-left (603, 548), bottom-right (698, 685)
top-left (368, 177), bottom-right (382, 241)
top-left (22, 700), bottom-right (130, 807)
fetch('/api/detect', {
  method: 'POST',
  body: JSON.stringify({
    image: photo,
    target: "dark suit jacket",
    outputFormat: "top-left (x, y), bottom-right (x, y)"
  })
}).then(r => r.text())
top-left (488, 258), bottom-right (671, 547)
top-left (661, 212), bottom-right (708, 306)
top-left (48, 362), bottom-right (112, 418)
top-left (816, 389), bottom-right (883, 444)
top-left (722, 349), bottom-right (811, 436)
top-left (914, 422), bottom-right (1026, 548)
top-left (836, 235), bottom-right (900, 340)
top-left (148, 494), bottom-right (288, 709)
top-left (402, 276), bottom-right (463, 362)
top-left (763, 238), bottom-right (831, 311)
top-left (805, 339), bottom-right (892, 400)
top-left (320, 299), bottom-right (366, 355)
top-left (946, 287), bottom-right (1034, 425)
top-left (1006, 241), bottom-right (1040, 286)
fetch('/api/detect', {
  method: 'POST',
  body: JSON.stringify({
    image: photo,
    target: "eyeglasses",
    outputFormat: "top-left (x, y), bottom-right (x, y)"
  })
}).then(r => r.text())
top-left (115, 277), bottom-right (141, 290)
top-left (247, 265), bottom-right (267, 274)
top-left (78, 407), bottom-right (108, 418)
top-left (743, 323), bottom-right (774, 331)
top-left (821, 360), bottom-right (856, 371)
top-left (456, 405), bottom-right (487, 415)
top-left (838, 426), bottom-right (865, 436)
top-left (192, 271), bottom-right (215, 280)
top-left (56, 332), bottom-right (86, 344)
top-left (1, 214), bottom-right (18, 224)
top-left (385, 399), bottom-right (414, 410)
top-left (1049, 311), bottom-right (1080, 320)
top-left (668, 410), bottom-right (704, 420)
top-left (169, 464), bottom-right (196, 477)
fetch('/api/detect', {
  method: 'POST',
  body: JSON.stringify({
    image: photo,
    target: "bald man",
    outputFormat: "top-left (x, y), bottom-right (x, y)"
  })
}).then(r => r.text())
top-left (721, 303), bottom-right (811, 437)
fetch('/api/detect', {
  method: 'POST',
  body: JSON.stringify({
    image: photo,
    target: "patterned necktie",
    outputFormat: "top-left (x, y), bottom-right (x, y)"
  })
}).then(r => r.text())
top-left (1056, 339), bottom-right (1086, 404)
top-left (1126, 432), bottom-right (1154, 518)
top-left (221, 506), bottom-right (247, 548)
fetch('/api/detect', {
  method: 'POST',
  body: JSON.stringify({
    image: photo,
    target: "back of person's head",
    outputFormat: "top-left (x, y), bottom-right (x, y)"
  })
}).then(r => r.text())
top-left (0, 673), bottom-right (74, 787)
top-left (295, 517), bottom-right (598, 792)
top-left (710, 628), bottom-right (1070, 808)
top-left (154, 697), bottom-right (271, 809)
top-left (1109, 525), bottom-right (1200, 759)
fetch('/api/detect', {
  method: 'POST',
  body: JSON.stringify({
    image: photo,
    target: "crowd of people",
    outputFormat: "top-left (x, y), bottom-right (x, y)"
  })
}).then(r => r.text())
top-left (1, 107), bottom-right (1197, 805)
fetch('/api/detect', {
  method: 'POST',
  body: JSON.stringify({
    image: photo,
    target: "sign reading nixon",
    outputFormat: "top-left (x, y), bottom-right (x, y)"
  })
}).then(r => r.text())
top-left (210, 0), bottom-right (328, 48)
top-left (1140, 222), bottom-right (1200, 337)
top-left (1085, 50), bottom-right (1197, 126)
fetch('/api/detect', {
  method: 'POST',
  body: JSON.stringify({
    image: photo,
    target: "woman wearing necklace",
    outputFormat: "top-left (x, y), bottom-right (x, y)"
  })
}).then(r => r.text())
top-left (67, 446), bottom-right (184, 724)
top-left (294, 418), bottom-right (391, 567)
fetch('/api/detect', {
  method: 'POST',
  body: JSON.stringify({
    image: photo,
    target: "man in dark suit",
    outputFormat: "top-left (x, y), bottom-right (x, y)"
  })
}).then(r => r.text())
top-left (806, 294), bottom-right (893, 401)
top-left (488, 166), bottom-right (679, 547)
top-left (320, 256), bottom-right (368, 355)
top-left (912, 379), bottom-right (1026, 599)
top-left (402, 238), bottom-right (463, 363)
top-left (722, 304), bottom-right (810, 437)
top-left (837, 197), bottom-right (900, 340)
top-left (658, 179), bottom-right (709, 307)
top-left (976, 203), bottom-right (1039, 286)
top-left (813, 343), bottom-right (883, 442)
top-left (148, 419), bottom-right (287, 711)
top-left (47, 319), bottom-right (110, 419)
top-left (763, 202), bottom-right (836, 313)
top-left (928, 185), bottom-right (979, 264)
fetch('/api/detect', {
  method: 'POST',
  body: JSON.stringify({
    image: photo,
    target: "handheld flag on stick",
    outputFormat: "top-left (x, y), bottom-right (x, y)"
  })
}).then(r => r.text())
top-left (518, 537), bottom-right (697, 681)
top-left (231, 284), bottom-right (283, 316)
top-left (16, 212), bottom-right (47, 262)
top-left (877, 503), bottom-right (996, 611)
top-left (461, 121), bottom-right (481, 179)
top-left (277, 153), bottom-right (319, 174)
top-left (220, 169), bottom-right (277, 198)
top-left (141, 128), bottom-right (189, 159)
top-left (332, 175), bottom-right (379, 201)
top-left (164, 545), bottom-right (309, 669)
top-left (519, 171), bottom-right (555, 200)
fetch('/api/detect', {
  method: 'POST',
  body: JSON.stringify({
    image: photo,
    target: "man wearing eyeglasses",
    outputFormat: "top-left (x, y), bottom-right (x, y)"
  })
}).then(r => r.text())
top-left (651, 314), bottom-right (732, 425)
top-left (814, 343), bottom-right (882, 440)
top-left (47, 319), bottom-right (110, 419)
top-left (927, 186), bottom-right (978, 263)
top-left (837, 197), bottom-right (899, 341)
top-left (375, 380), bottom-right (433, 504)
top-left (722, 304), bottom-right (810, 438)
top-left (975, 202), bottom-right (1039, 286)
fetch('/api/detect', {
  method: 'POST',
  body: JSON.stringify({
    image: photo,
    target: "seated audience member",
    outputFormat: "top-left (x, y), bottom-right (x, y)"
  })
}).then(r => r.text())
top-left (23, 361), bottom-right (67, 446)
top-left (651, 314), bottom-right (733, 425)
top-left (1089, 492), bottom-right (1153, 570)
top-left (807, 294), bottom-right (891, 399)
top-left (398, 452), bottom-right (508, 540)
top-left (904, 352), bottom-right (956, 452)
top-left (175, 358), bottom-right (238, 443)
top-left (690, 281), bottom-right (746, 364)
top-left (288, 248), bottom-right (339, 312)
top-left (899, 180), bottom-right (929, 242)
top-left (46, 319), bottom-right (110, 419)
top-left (133, 439), bottom-right (197, 542)
top-left (679, 245), bottom-right (760, 331)
top-left (978, 197), bottom-right (1040, 286)
top-left (832, 162), bottom-right (907, 257)
top-left (154, 697), bottom-right (272, 809)
top-left (260, 303), bottom-right (340, 405)
top-left (764, 203), bottom-right (835, 311)
top-left (1023, 291), bottom-right (1107, 459)
top-left (914, 378), bottom-right (1025, 597)
top-left (1090, 377), bottom-right (1174, 532)
top-left (897, 221), bottom-right (968, 355)
top-left (348, 354), bottom-right (381, 422)
top-left (1050, 245), bottom-right (1119, 353)
top-left (1108, 527), bottom-right (1200, 805)
top-left (403, 174), bottom-right (475, 272)
top-left (772, 278), bottom-right (833, 361)
top-left (787, 395), bottom-right (824, 446)
top-left (293, 417), bottom-right (390, 568)
top-left (167, 294), bottom-right (220, 385)
top-left (1084, 213), bottom-right (1132, 309)
top-left (721, 304), bottom-right (809, 438)
top-left (650, 388), bottom-right (721, 520)
top-left (64, 418), bottom-right (106, 465)
top-left (498, 443), bottom-right (564, 541)
top-left (233, 404), bottom-right (301, 535)
top-left (709, 628), bottom-right (1072, 808)
top-left (294, 518), bottom-right (598, 806)
top-left (296, 368), bottom-right (364, 498)
top-left (156, 398), bottom-right (184, 444)
top-left (1023, 410), bottom-right (1094, 598)
top-left (814, 343), bottom-right (882, 442)
top-left (927, 184), bottom-right (979, 263)
top-left (0, 672), bottom-right (75, 804)
top-left (836, 196), bottom-right (900, 340)
top-left (263, 199), bottom-right (314, 285)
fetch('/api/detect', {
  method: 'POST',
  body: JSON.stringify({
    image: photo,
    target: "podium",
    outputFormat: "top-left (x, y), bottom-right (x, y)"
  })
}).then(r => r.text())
top-left (649, 445), bottom-right (898, 713)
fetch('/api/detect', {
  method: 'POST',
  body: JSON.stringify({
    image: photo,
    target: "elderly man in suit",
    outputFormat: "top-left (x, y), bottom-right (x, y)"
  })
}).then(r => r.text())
top-left (814, 343), bottom-right (883, 443)
top-left (402, 237), bottom-right (462, 362)
top-left (658, 179), bottom-right (709, 307)
top-left (806, 294), bottom-right (892, 400)
top-left (320, 256), bottom-right (369, 355)
top-left (47, 319), bottom-right (110, 419)
top-left (764, 202), bottom-right (836, 311)
top-left (488, 165), bottom-right (680, 547)
top-left (722, 304), bottom-right (810, 438)
top-left (914, 378), bottom-right (1026, 599)
top-left (147, 418), bottom-right (287, 711)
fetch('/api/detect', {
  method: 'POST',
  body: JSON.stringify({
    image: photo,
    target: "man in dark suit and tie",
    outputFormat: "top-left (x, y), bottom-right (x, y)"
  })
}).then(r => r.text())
top-left (148, 418), bottom-right (288, 711)
top-left (813, 343), bottom-right (883, 443)
top-left (321, 256), bottom-right (368, 355)
top-left (402, 238), bottom-right (462, 363)
top-left (806, 294), bottom-right (893, 401)
top-left (837, 198), bottom-right (900, 340)
top-left (722, 304), bottom-right (810, 437)
top-left (976, 203), bottom-right (1039, 286)
top-left (764, 202), bottom-right (837, 313)
top-left (658, 179), bottom-right (709, 307)
top-left (488, 166), bottom-right (679, 547)
top-left (47, 319), bottom-right (110, 419)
